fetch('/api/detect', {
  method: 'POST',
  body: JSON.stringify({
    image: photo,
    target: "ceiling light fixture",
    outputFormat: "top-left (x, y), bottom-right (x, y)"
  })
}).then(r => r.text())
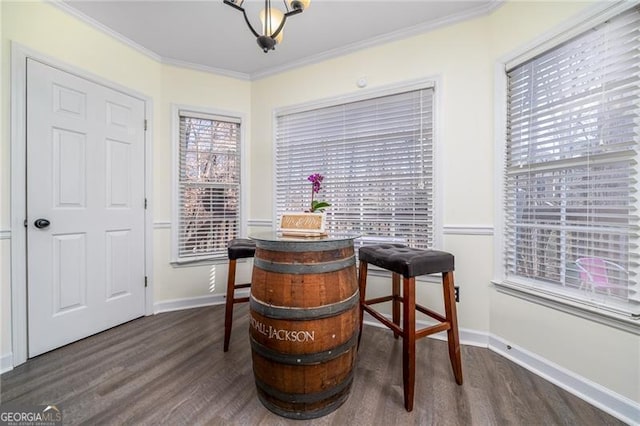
top-left (223, 0), bottom-right (310, 53)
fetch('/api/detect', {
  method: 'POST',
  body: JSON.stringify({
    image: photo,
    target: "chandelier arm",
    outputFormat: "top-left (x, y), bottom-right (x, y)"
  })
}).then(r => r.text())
top-left (271, 8), bottom-right (302, 38)
top-left (222, 0), bottom-right (262, 38)
top-left (223, 0), bottom-right (243, 11)
top-left (241, 8), bottom-right (262, 38)
top-left (284, 8), bottom-right (304, 18)
top-left (270, 15), bottom-right (288, 39)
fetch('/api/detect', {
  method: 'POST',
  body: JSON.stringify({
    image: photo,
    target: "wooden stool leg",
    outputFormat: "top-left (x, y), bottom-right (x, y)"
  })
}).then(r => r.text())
top-left (357, 260), bottom-right (368, 349)
top-left (223, 259), bottom-right (237, 352)
top-left (402, 276), bottom-right (416, 412)
top-left (392, 272), bottom-right (400, 339)
top-left (443, 271), bottom-right (463, 384)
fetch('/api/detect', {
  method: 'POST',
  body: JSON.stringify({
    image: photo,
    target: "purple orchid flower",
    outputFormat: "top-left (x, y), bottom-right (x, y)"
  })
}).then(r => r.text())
top-left (306, 173), bottom-right (331, 212)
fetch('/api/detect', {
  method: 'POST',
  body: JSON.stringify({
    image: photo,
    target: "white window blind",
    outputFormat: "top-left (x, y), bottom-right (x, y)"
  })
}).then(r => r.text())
top-left (177, 111), bottom-right (241, 261)
top-left (275, 88), bottom-right (434, 249)
top-left (505, 7), bottom-right (640, 316)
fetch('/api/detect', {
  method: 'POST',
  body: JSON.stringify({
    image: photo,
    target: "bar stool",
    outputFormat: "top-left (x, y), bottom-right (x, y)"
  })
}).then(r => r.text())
top-left (358, 244), bottom-right (463, 412)
top-left (223, 238), bottom-right (256, 352)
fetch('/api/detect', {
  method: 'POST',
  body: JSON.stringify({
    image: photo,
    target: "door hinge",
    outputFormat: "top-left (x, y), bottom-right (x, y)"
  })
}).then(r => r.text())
top-left (24, 219), bottom-right (28, 228)
top-left (144, 119), bottom-right (148, 131)
top-left (144, 198), bottom-right (147, 209)
top-left (144, 276), bottom-right (148, 288)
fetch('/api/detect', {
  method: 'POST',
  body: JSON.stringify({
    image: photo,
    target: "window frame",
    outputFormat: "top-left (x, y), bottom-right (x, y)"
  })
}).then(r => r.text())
top-left (493, 1), bottom-right (640, 334)
top-left (170, 104), bottom-right (247, 265)
top-left (271, 78), bottom-right (444, 253)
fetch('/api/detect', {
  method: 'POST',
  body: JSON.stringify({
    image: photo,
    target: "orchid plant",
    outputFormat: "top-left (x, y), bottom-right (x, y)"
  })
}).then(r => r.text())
top-left (307, 173), bottom-right (331, 213)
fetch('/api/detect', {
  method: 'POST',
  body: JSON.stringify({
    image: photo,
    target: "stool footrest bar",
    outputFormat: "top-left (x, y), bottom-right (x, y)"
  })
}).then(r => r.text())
top-left (364, 295), bottom-right (394, 305)
top-left (415, 304), bottom-right (446, 323)
top-left (362, 305), bottom-right (403, 336)
top-left (415, 322), bottom-right (450, 339)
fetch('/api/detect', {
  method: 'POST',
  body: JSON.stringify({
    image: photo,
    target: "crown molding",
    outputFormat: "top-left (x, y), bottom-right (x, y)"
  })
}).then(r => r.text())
top-left (49, 0), bottom-right (252, 80)
top-left (48, 0), bottom-right (163, 62)
top-left (250, 0), bottom-right (504, 80)
top-left (160, 57), bottom-right (251, 81)
top-left (49, 0), bottom-right (503, 82)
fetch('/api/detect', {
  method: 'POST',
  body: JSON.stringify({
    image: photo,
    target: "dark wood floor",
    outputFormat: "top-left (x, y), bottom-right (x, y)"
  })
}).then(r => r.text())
top-left (0, 304), bottom-right (625, 425)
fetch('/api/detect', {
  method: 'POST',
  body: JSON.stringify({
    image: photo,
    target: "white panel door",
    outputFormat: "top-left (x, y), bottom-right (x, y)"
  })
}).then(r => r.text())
top-left (27, 59), bottom-right (146, 357)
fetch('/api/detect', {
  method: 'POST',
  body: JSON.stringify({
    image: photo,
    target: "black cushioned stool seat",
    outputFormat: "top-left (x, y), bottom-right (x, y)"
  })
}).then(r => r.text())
top-left (228, 238), bottom-right (257, 260)
top-left (358, 243), bottom-right (463, 412)
top-left (359, 244), bottom-right (454, 277)
top-left (224, 238), bottom-right (256, 352)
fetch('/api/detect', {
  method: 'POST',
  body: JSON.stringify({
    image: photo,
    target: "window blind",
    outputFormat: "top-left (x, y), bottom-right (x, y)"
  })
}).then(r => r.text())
top-left (275, 88), bottom-right (434, 249)
top-left (177, 111), bottom-right (241, 261)
top-left (505, 7), bottom-right (640, 315)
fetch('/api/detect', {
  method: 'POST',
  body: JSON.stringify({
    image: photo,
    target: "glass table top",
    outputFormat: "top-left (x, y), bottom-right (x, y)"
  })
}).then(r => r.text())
top-left (249, 231), bottom-right (360, 244)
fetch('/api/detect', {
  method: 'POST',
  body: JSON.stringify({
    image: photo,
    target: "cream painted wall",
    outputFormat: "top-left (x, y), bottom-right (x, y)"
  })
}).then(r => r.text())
top-left (248, 17), bottom-right (497, 340)
top-left (248, 0), bottom-right (639, 404)
top-left (1, 0), bottom-right (638, 411)
top-left (248, 10), bottom-right (496, 336)
top-left (152, 64), bottom-right (251, 302)
top-left (488, 0), bottom-right (640, 404)
top-left (0, 1), bottom-right (251, 362)
top-left (249, 18), bottom-right (494, 226)
top-left (155, 64), bottom-right (251, 223)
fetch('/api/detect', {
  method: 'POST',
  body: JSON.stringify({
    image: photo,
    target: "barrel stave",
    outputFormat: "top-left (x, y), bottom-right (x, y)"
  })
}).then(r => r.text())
top-left (250, 242), bottom-right (359, 419)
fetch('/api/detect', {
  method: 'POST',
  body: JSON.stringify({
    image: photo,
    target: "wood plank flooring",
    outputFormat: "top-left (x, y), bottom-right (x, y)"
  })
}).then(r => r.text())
top-left (0, 304), bottom-right (625, 425)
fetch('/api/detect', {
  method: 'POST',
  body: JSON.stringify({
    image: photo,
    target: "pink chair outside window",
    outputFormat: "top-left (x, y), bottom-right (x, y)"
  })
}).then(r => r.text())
top-left (575, 257), bottom-right (628, 295)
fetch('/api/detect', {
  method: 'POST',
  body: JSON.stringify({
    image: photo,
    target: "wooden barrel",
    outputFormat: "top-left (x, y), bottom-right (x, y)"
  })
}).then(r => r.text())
top-left (249, 238), bottom-right (359, 420)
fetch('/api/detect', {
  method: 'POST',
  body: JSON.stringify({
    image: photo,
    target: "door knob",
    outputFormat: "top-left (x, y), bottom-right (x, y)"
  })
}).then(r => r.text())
top-left (34, 218), bottom-right (50, 229)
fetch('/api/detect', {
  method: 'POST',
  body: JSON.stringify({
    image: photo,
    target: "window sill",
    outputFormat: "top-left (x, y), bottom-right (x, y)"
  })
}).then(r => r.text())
top-left (492, 280), bottom-right (640, 336)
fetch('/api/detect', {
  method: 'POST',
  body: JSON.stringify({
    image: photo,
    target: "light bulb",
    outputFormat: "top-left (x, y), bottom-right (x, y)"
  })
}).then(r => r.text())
top-left (259, 7), bottom-right (285, 44)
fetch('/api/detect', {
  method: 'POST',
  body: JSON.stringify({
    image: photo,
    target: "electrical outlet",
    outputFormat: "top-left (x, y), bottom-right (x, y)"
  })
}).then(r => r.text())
top-left (454, 286), bottom-right (460, 303)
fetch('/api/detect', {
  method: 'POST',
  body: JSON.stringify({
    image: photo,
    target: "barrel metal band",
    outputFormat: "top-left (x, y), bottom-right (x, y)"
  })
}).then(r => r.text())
top-left (255, 370), bottom-right (354, 405)
top-left (256, 239), bottom-right (353, 252)
top-left (254, 255), bottom-right (355, 275)
top-left (250, 290), bottom-right (359, 320)
top-left (256, 383), bottom-right (351, 420)
top-left (250, 331), bottom-right (358, 366)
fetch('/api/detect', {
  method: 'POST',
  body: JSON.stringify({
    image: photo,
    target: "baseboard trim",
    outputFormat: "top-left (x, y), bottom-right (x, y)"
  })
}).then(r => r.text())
top-left (153, 294), bottom-right (225, 314)
top-left (1, 352), bottom-right (13, 374)
top-left (488, 335), bottom-right (639, 425)
top-left (363, 312), bottom-right (637, 424)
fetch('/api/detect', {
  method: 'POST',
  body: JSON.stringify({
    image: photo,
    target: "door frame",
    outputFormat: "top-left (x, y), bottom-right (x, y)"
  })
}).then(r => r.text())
top-left (10, 43), bottom-right (155, 367)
